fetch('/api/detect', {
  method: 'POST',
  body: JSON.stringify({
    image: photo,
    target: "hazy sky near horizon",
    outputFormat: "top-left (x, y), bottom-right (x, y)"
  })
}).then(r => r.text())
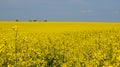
top-left (0, 0), bottom-right (120, 21)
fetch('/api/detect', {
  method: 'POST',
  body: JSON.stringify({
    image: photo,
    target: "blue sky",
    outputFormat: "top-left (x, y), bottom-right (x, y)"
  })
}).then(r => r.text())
top-left (0, 0), bottom-right (120, 21)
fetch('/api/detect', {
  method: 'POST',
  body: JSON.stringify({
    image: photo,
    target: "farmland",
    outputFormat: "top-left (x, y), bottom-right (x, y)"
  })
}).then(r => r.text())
top-left (0, 21), bottom-right (120, 67)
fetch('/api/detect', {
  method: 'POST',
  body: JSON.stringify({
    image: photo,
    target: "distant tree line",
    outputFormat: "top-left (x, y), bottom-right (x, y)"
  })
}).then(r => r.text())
top-left (16, 19), bottom-right (47, 22)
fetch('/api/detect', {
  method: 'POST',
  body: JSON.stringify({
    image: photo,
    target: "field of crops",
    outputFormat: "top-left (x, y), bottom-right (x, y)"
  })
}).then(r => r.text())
top-left (0, 21), bottom-right (120, 67)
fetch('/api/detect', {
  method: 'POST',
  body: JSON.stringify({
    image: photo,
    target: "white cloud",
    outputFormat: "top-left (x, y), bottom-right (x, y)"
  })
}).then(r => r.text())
top-left (113, 10), bottom-right (119, 14)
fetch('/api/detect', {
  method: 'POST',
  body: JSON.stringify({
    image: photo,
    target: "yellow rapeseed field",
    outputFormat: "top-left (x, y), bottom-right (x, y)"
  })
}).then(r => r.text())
top-left (0, 21), bottom-right (120, 67)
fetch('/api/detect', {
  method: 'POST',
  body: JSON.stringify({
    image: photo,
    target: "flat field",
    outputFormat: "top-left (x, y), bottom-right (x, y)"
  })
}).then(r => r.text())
top-left (0, 21), bottom-right (120, 67)
top-left (0, 21), bottom-right (120, 32)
